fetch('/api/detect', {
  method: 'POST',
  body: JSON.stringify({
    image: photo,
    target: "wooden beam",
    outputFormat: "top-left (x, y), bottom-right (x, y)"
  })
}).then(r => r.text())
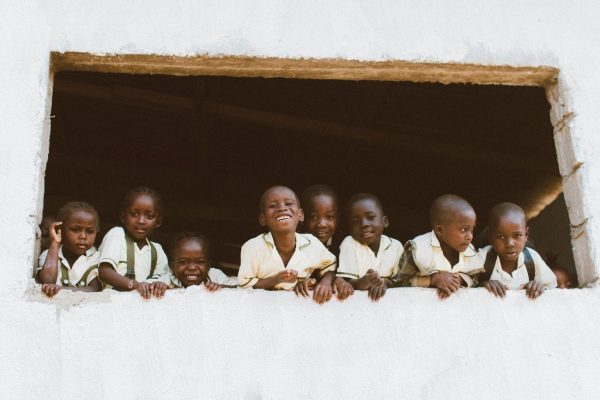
top-left (52, 52), bottom-right (559, 87)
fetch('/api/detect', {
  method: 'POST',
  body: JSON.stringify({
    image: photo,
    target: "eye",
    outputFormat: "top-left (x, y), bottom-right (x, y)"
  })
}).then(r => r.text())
top-left (86, 228), bottom-right (95, 234)
top-left (496, 234), bottom-right (504, 240)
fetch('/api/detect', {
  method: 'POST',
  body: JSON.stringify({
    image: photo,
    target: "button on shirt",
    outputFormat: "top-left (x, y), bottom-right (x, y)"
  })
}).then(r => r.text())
top-left (238, 232), bottom-right (336, 290)
top-left (37, 246), bottom-right (100, 286)
top-left (336, 235), bottom-right (403, 280)
top-left (480, 245), bottom-right (557, 289)
top-left (98, 227), bottom-right (169, 288)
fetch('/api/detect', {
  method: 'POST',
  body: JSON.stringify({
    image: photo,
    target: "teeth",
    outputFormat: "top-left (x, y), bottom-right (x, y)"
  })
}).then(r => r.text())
top-left (276, 216), bottom-right (291, 221)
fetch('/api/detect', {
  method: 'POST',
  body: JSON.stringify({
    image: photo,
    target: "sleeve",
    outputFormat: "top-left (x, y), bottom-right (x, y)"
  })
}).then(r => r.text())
top-left (237, 240), bottom-right (260, 288)
top-left (145, 243), bottom-right (170, 283)
top-left (37, 249), bottom-right (49, 270)
top-left (390, 241), bottom-right (429, 287)
top-left (316, 244), bottom-right (337, 277)
top-left (208, 268), bottom-right (238, 287)
top-left (85, 267), bottom-right (100, 286)
top-left (458, 273), bottom-right (475, 288)
top-left (531, 249), bottom-right (558, 289)
top-left (98, 227), bottom-right (125, 269)
top-left (336, 238), bottom-right (360, 279)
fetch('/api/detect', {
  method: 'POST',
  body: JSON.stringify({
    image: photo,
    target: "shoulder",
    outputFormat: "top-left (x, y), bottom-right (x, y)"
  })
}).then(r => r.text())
top-left (241, 233), bottom-right (271, 255)
top-left (525, 247), bottom-right (547, 265)
top-left (297, 233), bottom-right (325, 250)
top-left (479, 245), bottom-right (493, 256)
top-left (101, 226), bottom-right (126, 242)
top-left (411, 231), bottom-right (433, 247)
top-left (339, 235), bottom-right (358, 249)
top-left (149, 240), bottom-right (166, 254)
top-left (385, 236), bottom-right (404, 255)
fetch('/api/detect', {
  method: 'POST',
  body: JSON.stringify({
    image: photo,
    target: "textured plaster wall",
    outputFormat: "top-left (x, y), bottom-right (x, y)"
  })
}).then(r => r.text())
top-left (1, 1), bottom-right (600, 398)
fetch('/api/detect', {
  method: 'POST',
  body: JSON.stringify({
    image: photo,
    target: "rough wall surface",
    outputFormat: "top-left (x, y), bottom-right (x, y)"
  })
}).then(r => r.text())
top-left (1, 1), bottom-right (600, 398)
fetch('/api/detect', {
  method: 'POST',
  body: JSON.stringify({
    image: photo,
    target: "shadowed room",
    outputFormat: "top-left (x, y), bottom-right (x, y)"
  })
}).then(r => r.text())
top-left (44, 71), bottom-right (574, 277)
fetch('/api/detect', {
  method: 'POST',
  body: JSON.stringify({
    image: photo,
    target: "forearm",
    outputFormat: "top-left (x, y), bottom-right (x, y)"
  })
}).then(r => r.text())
top-left (253, 275), bottom-right (282, 290)
top-left (349, 276), bottom-right (371, 290)
top-left (99, 264), bottom-right (135, 291)
top-left (37, 243), bottom-right (60, 284)
top-left (319, 271), bottom-right (335, 285)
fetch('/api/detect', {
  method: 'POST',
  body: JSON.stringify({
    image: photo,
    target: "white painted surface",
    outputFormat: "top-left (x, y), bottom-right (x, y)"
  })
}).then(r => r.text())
top-left (2, 1), bottom-right (600, 398)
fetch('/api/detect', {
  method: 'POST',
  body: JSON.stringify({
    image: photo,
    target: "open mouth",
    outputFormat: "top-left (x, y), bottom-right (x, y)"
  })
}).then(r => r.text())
top-left (276, 215), bottom-right (291, 222)
top-left (184, 274), bottom-right (200, 281)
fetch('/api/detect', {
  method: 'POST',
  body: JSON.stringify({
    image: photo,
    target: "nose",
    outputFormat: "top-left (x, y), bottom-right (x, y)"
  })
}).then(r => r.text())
top-left (317, 217), bottom-right (327, 227)
top-left (465, 230), bottom-right (473, 241)
top-left (506, 237), bottom-right (515, 247)
top-left (360, 218), bottom-right (369, 228)
top-left (136, 214), bottom-right (147, 225)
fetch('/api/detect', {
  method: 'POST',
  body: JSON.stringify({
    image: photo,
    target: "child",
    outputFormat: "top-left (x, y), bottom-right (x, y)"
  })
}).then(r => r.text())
top-left (98, 187), bottom-right (169, 299)
top-left (336, 193), bottom-right (403, 302)
top-left (301, 184), bottom-right (354, 303)
top-left (479, 203), bottom-right (557, 299)
top-left (237, 185), bottom-right (337, 300)
top-left (392, 194), bottom-right (483, 299)
top-left (36, 202), bottom-right (102, 297)
top-left (552, 267), bottom-right (573, 289)
top-left (168, 232), bottom-right (238, 290)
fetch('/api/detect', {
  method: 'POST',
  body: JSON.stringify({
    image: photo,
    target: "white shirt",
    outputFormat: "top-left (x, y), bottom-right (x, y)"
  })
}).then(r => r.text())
top-left (238, 232), bottom-right (336, 290)
top-left (410, 231), bottom-right (484, 287)
top-left (37, 246), bottom-right (100, 286)
top-left (169, 268), bottom-right (238, 288)
top-left (336, 235), bottom-right (403, 280)
top-left (98, 227), bottom-right (169, 288)
top-left (479, 245), bottom-right (557, 289)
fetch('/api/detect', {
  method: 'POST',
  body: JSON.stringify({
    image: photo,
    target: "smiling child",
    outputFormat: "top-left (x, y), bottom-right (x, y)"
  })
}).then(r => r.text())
top-left (168, 232), bottom-right (237, 290)
top-left (237, 185), bottom-right (337, 296)
top-left (479, 203), bottom-right (556, 299)
top-left (392, 194), bottom-right (483, 299)
top-left (36, 202), bottom-right (102, 297)
top-left (336, 193), bottom-right (403, 302)
top-left (98, 187), bottom-right (169, 299)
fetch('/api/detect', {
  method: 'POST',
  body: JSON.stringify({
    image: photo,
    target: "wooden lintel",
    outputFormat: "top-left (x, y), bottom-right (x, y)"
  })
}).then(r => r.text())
top-left (51, 52), bottom-right (558, 87)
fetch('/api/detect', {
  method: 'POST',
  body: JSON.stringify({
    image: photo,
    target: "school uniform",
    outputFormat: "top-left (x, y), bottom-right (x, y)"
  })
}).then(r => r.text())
top-left (392, 231), bottom-right (484, 287)
top-left (37, 246), bottom-right (100, 287)
top-left (478, 245), bottom-right (557, 289)
top-left (336, 235), bottom-right (403, 280)
top-left (238, 232), bottom-right (336, 290)
top-left (98, 226), bottom-right (169, 288)
top-left (169, 268), bottom-right (238, 289)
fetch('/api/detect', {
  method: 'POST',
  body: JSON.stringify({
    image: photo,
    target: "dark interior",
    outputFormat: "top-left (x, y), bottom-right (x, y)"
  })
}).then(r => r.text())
top-left (45, 71), bottom-right (572, 276)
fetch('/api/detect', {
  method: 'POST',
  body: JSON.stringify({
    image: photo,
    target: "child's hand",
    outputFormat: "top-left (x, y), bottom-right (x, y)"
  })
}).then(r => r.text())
top-left (204, 280), bottom-right (221, 292)
top-left (368, 278), bottom-right (386, 302)
top-left (437, 288), bottom-right (450, 300)
top-left (278, 269), bottom-right (298, 284)
top-left (430, 272), bottom-right (461, 298)
top-left (41, 283), bottom-right (63, 297)
top-left (333, 277), bottom-right (354, 301)
top-left (312, 280), bottom-right (332, 304)
top-left (294, 278), bottom-right (316, 298)
top-left (522, 280), bottom-right (545, 300)
top-left (49, 221), bottom-right (62, 244)
top-left (364, 269), bottom-right (381, 287)
top-left (135, 282), bottom-right (152, 300)
top-left (483, 280), bottom-right (507, 298)
top-left (150, 281), bottom-right (168, 298)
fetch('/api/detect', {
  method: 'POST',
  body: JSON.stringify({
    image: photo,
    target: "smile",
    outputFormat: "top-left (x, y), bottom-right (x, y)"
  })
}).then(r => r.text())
top-left (276, 216), bottom-right (291, 222)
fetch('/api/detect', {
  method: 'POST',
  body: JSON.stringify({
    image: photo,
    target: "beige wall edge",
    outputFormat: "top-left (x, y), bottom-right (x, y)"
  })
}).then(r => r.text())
top-left (52, 52), bottom-right (558, 86)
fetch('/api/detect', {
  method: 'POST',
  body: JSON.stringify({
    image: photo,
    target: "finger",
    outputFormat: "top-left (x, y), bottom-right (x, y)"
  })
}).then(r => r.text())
top-left (313, 286), bottom-right (324, 303)
top-left (298, 282), bottom-right (309, 297)
top-left (498, 284), bottom-right (506, 298)
top-left (158, 283), bottom-right (167, 297)
top-left (325, 287), bottom-right (333, 302)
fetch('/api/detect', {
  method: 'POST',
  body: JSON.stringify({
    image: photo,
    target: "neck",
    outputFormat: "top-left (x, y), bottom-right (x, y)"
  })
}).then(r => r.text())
top-left (369, 239), bottom-right (381, 255)
top-left (439, 241), bottom-right (459, 266)
top-left (500, 258), bottom-right (518, 272)
top-left (62, 247), bottom-right (82, 266)
top-left (272, 231), bottom-right (297, 266)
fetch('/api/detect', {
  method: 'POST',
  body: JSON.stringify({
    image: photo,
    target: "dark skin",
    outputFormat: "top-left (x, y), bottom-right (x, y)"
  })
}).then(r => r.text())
top-left (346, 198), bottom-right (392, 302)
top-left (37, 212), bottom-right (102, 297)
top-left (171, 238), bottom-right (231, 291)
top-left (430, 207), bottom-right (476, 300)
top-left (483, 207), bottom-right (545, 300)
top-left (254, 186), bottom-right (303, 290)
top-left (98, 194), bottom-right (167, 299)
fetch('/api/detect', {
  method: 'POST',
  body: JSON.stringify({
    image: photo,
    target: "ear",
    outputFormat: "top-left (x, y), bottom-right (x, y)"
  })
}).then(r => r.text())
top-left (258, 212), bottom-right (267, 227)
top-left (155, 215), bottom-right (163, 229)
top-left (298, 208), bottom-right (304, 223)
top-left (525, 226), bottom-right (529, 239)
top-left (434, 224), bottom-right (443, 236)
top-left (119, 212), bottom-right (126, 225)
top-left (382, 216), bottom-right (389, 228)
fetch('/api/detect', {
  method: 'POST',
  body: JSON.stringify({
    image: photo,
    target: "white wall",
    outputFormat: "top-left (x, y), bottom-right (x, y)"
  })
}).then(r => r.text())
top-left (2, 1), bottom-right (600, 398)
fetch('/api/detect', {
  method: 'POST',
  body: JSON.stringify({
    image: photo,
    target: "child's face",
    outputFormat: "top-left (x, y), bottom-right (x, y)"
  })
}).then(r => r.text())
top-left (435, 209), bottom-right (476, 253)
top-left (61, 210), bottom-right (97, 257)
top-left (172, 239), bottom-right (210, 288)
top-left (259, 187), bottom-right (304, 233)
top-left (488, 214), bottom-right (528, 266)
top-left (120, 194), bottom-right (161, 242)
top-left (305, 194), bottom-right (337, 244)
top-left (348, 199), bottom-right (388, 252)
top-left (554, 269), bottom-right (573, 289)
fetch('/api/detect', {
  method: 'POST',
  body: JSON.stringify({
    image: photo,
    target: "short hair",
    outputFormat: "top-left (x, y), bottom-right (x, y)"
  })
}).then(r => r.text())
top-left (56, 201), bottom-right (100, 230)
top-left (168, 232), bottom-right (212, 262)
top-left (487, 202), bottom-right (526, 231)
top-left (345, 193), bottom-right (384, 215)
top-left (121, 186), bottom-right (164, 217)
top-left (258, 185), bottom-right (300, 211)
top-left (430, 194), bottom-right (474, 226)
top-left (301, 185), bottom-right (338, 210)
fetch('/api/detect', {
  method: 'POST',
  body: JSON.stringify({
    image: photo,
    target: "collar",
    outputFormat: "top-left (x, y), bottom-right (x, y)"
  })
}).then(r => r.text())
top-left (262, 232), bottom-right (311, 249)
top-left (430, 231), bottom-right (477, 257)
top-left (58, 246), bottom-right (97, 265)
